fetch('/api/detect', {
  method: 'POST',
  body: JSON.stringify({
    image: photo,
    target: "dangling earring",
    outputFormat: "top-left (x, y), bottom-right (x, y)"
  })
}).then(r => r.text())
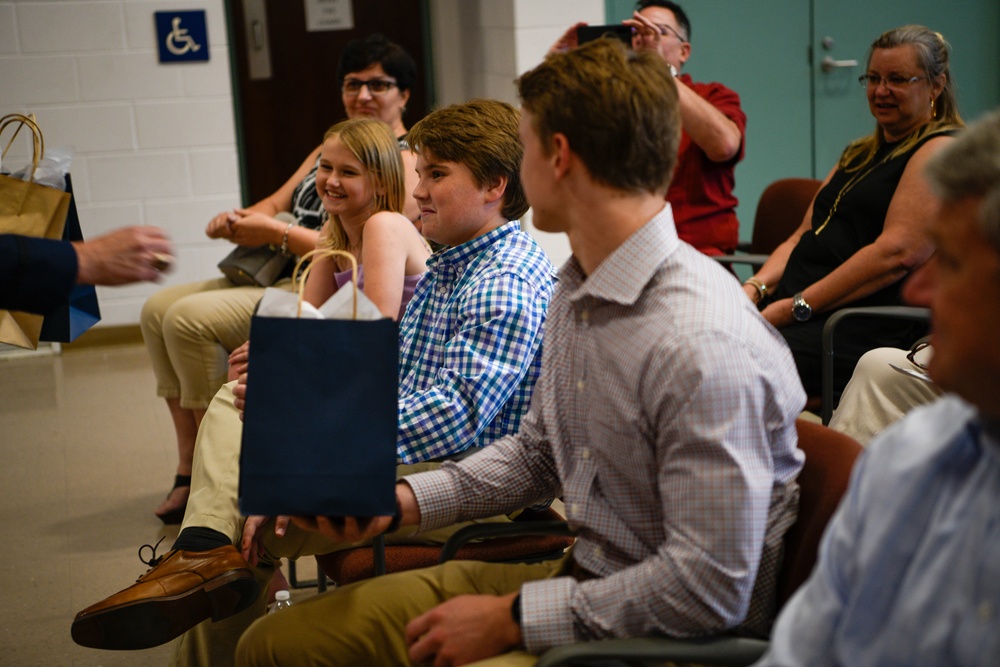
top-left (930, 97), bottom-right (936, 118)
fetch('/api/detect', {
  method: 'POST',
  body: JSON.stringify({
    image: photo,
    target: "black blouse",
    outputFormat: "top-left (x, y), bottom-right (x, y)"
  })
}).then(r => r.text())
top-left (772, 129), bottom-right (954, 309)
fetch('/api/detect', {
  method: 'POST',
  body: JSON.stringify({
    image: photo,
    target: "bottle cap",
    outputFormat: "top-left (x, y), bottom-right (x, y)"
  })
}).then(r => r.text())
top-left (275, 590), bottom-right (291, 601)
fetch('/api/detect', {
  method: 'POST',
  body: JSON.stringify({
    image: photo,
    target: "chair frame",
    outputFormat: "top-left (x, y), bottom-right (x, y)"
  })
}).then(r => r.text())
top-left (820, 305), bottom-right (930, 423)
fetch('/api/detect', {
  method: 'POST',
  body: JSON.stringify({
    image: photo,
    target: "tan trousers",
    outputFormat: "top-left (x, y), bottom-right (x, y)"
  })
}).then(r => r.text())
top-left (140, 278), bottom-right (284, 409)
top-left (172, 382), bottom-right (514, 666)
top-left (235, 557), bottom-right (566, 666)
top-left (828, 346), bottom-right (940, 446)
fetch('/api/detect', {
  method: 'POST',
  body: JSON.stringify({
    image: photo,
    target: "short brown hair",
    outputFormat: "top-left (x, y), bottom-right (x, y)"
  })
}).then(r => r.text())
top-left (407, 99), bottom-right (529, 220)
top-left (517, 38), bottom-right (680, 195)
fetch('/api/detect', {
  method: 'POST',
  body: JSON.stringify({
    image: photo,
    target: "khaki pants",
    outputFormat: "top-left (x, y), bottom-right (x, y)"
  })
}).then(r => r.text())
top-left (828, 346), bottom-right (941, 446)
top-left (235, 557), bottom-right (567, 666)
top-left (172, 382), bottom-right (514, 666)
top-left (141, 278), bottom-right (282, 409)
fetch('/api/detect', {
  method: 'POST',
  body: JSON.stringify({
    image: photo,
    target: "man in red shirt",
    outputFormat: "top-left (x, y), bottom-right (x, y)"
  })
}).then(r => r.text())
top-left (627, 1), bottom-right (746, 256)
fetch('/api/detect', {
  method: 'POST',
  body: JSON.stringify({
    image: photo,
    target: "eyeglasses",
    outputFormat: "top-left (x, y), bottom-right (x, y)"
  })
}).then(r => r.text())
top-left (858, 73), bottom-right (926, 90)
top-left (906, 340), bottom-right (931, 371)
top-left (654, 23), bottom-right (687, 43)
top-left (342, 78), bottom-right (398, 95)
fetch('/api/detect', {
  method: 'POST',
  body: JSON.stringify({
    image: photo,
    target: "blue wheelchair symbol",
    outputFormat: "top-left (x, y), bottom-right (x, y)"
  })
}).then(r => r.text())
top-left (155, 11), bottom-right (210, 63)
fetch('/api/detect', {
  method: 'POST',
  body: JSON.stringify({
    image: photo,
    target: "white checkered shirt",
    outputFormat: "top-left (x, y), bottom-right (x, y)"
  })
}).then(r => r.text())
top-left (407, 206), bottom-right (805, 652)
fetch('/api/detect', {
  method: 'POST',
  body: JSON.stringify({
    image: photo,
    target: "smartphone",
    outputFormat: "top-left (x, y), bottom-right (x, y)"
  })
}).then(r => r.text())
top-left (576, 24), bottom-right (633, 47)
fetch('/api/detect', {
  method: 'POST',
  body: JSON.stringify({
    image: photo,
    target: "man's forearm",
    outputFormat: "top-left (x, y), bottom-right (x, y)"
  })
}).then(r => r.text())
top-left (676, 82), bottom-right (742, 162)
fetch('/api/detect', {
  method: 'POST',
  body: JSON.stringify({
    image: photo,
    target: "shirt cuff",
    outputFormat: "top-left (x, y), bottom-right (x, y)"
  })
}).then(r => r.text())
top-left (402, 467), bottom-right (462, 532)
top-left (520, 576), bottom-right (577, 653)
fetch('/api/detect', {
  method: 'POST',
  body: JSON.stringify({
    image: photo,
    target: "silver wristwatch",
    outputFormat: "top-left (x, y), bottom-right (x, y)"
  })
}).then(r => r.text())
top-left (792, 292), bottom-right (812, 322)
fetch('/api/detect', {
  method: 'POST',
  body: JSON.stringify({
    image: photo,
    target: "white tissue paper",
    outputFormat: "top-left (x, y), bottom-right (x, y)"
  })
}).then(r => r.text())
top-left (256, 284), bottom-right (384, 321)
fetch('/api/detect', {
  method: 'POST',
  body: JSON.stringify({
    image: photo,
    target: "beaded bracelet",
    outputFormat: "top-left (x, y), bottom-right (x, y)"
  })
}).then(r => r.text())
top-left (279, 222), bottom-right (294, 256)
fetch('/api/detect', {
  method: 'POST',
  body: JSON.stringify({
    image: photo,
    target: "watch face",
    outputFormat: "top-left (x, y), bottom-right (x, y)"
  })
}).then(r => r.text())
top-left (792, 295), bottom-right (812, 322)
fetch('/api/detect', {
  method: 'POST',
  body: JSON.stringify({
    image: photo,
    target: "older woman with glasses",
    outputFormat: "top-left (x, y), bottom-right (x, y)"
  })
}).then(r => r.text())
top-left (140, 33), bottom-right (421, 524)
top-left (742, 24), bottom-right (963, 400)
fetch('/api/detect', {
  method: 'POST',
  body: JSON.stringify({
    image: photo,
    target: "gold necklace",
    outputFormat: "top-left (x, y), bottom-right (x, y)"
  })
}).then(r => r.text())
top-left (814, 153), bottom-right (894, 235)
top-left (815, 127), bottom-right (951, 235)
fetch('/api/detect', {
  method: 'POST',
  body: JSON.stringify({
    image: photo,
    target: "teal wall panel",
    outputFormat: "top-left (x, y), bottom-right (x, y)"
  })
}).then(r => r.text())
top-left (603, 0), bottom-right (1000, 245)
top-left (605, 0), bottom-right (812, 243)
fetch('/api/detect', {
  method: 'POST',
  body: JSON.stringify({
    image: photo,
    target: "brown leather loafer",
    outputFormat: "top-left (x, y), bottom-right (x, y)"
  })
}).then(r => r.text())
top-left (71, 545), bottom-right (259, 650)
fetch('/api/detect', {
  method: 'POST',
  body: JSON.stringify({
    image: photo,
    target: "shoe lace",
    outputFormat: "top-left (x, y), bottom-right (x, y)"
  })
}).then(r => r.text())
top-left (137, 536), bottom-right (167, 569)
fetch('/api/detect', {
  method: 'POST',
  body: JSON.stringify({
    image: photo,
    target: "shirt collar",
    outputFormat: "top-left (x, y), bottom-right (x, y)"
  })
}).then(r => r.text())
top-left (426, 221), bottom-right (520, 272)
top-left (562, 204), bottom-right (679, 306)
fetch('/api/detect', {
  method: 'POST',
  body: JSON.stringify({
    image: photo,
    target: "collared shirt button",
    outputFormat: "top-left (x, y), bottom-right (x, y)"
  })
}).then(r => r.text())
top-left (582, 448), bottom-right (590, 460)
top-left (570, 503), bottom-right (579, 515)
top-left (576, 380), bottom-right (585, 391)
top-left (581, 310), bottom-right (589, 324)
top-left (593, 546), bottom-right (602, 558)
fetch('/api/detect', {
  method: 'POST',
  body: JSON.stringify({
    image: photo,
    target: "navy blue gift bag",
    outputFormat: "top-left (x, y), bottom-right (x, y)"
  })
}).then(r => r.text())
top-left (238, 250), bottom-right (398, 518)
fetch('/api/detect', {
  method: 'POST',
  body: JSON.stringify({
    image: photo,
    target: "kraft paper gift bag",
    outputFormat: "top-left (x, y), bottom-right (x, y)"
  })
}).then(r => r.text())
top-left (39, 175), bottom-right (101, 343)
top-left (0, 114), bottom-right (72, 349)
top-left (239, 249), bottom-right (399, 518)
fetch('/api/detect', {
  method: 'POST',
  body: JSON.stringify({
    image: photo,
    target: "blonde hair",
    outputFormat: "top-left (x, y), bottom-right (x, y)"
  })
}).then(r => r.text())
top-left (841, 25), bottom-right (964, 172)
top-left (319, 118), bottom-right (405, 252)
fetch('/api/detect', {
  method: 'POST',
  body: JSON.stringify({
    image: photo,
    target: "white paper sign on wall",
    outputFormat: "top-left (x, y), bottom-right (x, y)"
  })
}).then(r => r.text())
top-left (305, 0), bottom-right (354, 32)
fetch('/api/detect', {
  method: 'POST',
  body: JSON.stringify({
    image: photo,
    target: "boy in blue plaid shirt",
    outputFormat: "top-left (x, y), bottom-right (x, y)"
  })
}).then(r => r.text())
top-left (72, 99), bottom-right (556, 660)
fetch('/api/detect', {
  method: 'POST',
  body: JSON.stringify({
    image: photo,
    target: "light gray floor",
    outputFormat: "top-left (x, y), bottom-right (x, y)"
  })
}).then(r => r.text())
top-left (0, 343), bottom-right (317, 666)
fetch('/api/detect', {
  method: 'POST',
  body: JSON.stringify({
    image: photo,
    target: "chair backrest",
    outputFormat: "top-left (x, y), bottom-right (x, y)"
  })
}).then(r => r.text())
top-left (751, 178), bottom-right (822, 255)
top-left (776, 419), bottom-right (862, 607)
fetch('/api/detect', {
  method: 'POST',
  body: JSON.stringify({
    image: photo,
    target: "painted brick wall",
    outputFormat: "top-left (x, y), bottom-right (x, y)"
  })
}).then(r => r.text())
top-left (1, 0), bottom-right (239, 326)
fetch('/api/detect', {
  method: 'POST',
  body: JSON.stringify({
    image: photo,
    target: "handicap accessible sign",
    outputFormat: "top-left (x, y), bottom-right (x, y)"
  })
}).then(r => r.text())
top-left (155, 11), bottom-right (209, 63)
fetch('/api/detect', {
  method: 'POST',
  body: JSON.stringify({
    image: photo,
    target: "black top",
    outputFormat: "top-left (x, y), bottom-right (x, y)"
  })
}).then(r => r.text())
top-left (772, 129), bottom-right (954, 308)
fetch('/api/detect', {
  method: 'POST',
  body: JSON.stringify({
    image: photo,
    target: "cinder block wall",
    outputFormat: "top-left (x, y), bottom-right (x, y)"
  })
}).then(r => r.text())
top-left (1, 0), bottom-right (239, 326)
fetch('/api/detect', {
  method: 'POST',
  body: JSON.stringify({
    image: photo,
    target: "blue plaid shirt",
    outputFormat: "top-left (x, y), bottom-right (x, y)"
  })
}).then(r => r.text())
top-left (396, 221), bottom-right (555, 464)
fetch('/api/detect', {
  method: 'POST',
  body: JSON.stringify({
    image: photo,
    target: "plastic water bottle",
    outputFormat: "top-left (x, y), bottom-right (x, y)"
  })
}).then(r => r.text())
top-left (268, 590), bottom-right (293, 614)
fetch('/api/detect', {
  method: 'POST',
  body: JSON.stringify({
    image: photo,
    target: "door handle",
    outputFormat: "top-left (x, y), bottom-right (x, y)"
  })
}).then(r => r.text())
top-left (252, 20), bottom-right (265, 51)
top-left (242, 0), bottom-right (272, 80)
top-left (821, 55), bottom-right (859, 73)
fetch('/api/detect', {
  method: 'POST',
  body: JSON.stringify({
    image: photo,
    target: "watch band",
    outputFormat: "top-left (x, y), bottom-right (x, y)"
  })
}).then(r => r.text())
top-left (510, 593), bottom-right (522, 626)
top-left (792, 291), bottom-right (813, 322)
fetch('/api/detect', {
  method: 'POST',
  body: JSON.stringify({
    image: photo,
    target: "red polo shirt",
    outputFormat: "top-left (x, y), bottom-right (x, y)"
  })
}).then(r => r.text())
top-left (667, 75), bottom-right (746, 256)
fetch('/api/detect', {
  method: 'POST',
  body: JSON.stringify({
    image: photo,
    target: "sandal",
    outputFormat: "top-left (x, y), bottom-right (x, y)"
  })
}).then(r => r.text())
top-left (154, 474), bottom-right (191, 525)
